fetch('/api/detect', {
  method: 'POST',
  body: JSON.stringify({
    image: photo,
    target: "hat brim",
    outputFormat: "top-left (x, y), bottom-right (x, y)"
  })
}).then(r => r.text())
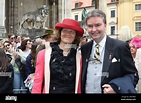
top-left (40, 29), bottom-right (54, 39)
top-left (55, 23), bottom-right (84, 37)
top-left (40, 35), bottom-right (48, 39)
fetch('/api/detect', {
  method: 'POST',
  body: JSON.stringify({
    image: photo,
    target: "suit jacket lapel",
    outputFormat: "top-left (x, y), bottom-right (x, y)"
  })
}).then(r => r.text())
top-left (85, 41), bottom-right (93, 62)
top-left (101, 36), bottom-right (114, 82)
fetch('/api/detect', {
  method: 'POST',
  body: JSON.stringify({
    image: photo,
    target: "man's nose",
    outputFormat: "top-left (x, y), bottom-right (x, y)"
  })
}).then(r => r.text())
top-left (92, 26), bottom-right (97, 31)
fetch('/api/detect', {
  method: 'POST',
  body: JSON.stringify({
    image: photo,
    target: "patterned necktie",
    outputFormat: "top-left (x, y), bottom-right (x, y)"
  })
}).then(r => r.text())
top-left (94, 43), bottom-right (100, 63)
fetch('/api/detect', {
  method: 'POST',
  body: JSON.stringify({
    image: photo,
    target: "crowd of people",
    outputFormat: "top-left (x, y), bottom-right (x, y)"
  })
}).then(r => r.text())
top-left (0, 9), bottom-right (141, 94)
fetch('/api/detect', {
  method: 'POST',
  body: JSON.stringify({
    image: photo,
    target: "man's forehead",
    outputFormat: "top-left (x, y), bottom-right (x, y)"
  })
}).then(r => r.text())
top-left (87, 22), bottom-right (102, 25)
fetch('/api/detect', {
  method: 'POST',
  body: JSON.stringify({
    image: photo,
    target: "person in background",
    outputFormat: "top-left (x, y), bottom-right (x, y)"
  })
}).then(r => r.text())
top-left (0, 48), bottom-right (14, 93)
top-left (3, 40), bottom-right (23, 94)
top-left (81, 9), bottom-right (139, 94)
top-left (118, 25), bottom-right (134, 43)
top-left (0, 38), bottom-right (3, 48)
top-left (36, 29), bottom-right (57, 54)
top-left (129, 37), bottom-right (139, 59)
top-left (32, 18), bottom-right (84, 93)
top-left (35, 29), bottom-right (58, 69)
top-left (35, 37), bottom-right (43, 50)
top-left (40, 29), bottom-right (57, 44)
top-left (24, 43), bottom-right (38, 93)
top-left (78, 36), bottom-right (88, 53)
top-left (8, 34), bottom-right (17, 51)
top-left (15, 35), bottom-right (22, 49)
top-left (3, 41), bottom-right (14, 63)
top-left (25, 43), bottom-right (37, 77)
top-left (13, 39), bottom-right (32, 94)
top-left (22, 37), bottom-right (31, 41)
top-left (135, 48), bottom-right (141, 93)
top-left (79, 36), bottom-right (88, 46)
top-left (130, 37), bottom-right (141, 93)
top-left (17, 39), bottom-right (32, 62)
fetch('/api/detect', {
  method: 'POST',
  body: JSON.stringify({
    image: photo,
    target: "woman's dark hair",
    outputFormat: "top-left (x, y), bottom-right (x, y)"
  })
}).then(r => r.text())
top-left (18, 39), bottom-right (31, 51)
top-left (0, 48), bottom-right (9, 72)
top-left (30, 43), bottom-right (38, 61)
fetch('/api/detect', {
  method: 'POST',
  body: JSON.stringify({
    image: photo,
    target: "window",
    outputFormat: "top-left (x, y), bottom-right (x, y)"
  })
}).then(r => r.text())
top-left (92, 0), bottom-right (95, 6)
top-left (111, 26), bottom-right (115, 35)
top-left (135, 22), bottom-right (141, 31)
top-left (111, 10), bottom-right (115, 18)
top-left (75, 15), bottom-right (78, 21)
top-left (111, 0), bottom-right (116, 2)
top-left (135, 4), bottom-right (141, 10)
top-left (75, 3), bottom-right (79, 8)
top-left (75, 2), bottom-right (82, 8)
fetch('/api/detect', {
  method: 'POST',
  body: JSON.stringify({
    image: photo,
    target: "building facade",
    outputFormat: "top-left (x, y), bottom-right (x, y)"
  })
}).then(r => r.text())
top-left (71, 0), bottom-right (107, 36)
top-left (4, 0), bottom-right (72, 38)
top-left (107, 0), bottom-right (118, 39)
top-left (3, 0), bottom-right (141, 38)
top-left (117, 0), bottom-right (141, 36)
top-left (106, 0), bottom-right (141, 38)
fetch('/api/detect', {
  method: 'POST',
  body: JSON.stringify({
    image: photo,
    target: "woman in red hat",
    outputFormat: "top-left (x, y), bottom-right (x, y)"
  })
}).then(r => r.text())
top-left (32, 18), bottom-right (84, 93)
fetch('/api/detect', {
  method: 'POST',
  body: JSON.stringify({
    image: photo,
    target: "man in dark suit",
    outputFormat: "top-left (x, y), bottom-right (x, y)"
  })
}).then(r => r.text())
top-left (81, 9), bottom-right (139, 94)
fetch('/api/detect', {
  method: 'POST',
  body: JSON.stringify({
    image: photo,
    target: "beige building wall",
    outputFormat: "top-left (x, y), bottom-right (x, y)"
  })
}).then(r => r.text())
top-left (118, 0), bottom-right (141, 36)
top-left (99, 0), bottom-right (107, 13)
top-left (132, 0), bottom-right (141, 36)
top-left (118, 1), bottom-right (133, 31)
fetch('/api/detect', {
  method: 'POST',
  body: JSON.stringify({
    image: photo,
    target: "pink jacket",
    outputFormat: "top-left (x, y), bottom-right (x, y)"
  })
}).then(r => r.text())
top-left (32, 43), bottom-right (82, 94)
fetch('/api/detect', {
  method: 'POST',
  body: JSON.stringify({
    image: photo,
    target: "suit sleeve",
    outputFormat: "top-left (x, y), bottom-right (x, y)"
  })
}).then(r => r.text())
top-left (120, 43), bottom-right (139, 87)
top-left (109, 42), bottom-right (139, 93)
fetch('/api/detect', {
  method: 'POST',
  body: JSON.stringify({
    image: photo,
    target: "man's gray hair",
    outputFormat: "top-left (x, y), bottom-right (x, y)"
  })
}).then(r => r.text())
top-left (85, 9), bottom-right (106, 24)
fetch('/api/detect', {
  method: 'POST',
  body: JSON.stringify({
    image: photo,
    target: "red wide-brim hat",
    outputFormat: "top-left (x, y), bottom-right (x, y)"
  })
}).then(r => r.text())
top-left (55, 18), bottom-right (84, 37)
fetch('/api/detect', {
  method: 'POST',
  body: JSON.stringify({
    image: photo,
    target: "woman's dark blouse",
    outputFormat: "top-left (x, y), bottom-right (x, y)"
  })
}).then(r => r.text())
top-left (25, 54), bottom-right (35, 77)
top-left (0, 63), bottom-right (14, 93)
top-left (49, 42), bottom-right (76, 93)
